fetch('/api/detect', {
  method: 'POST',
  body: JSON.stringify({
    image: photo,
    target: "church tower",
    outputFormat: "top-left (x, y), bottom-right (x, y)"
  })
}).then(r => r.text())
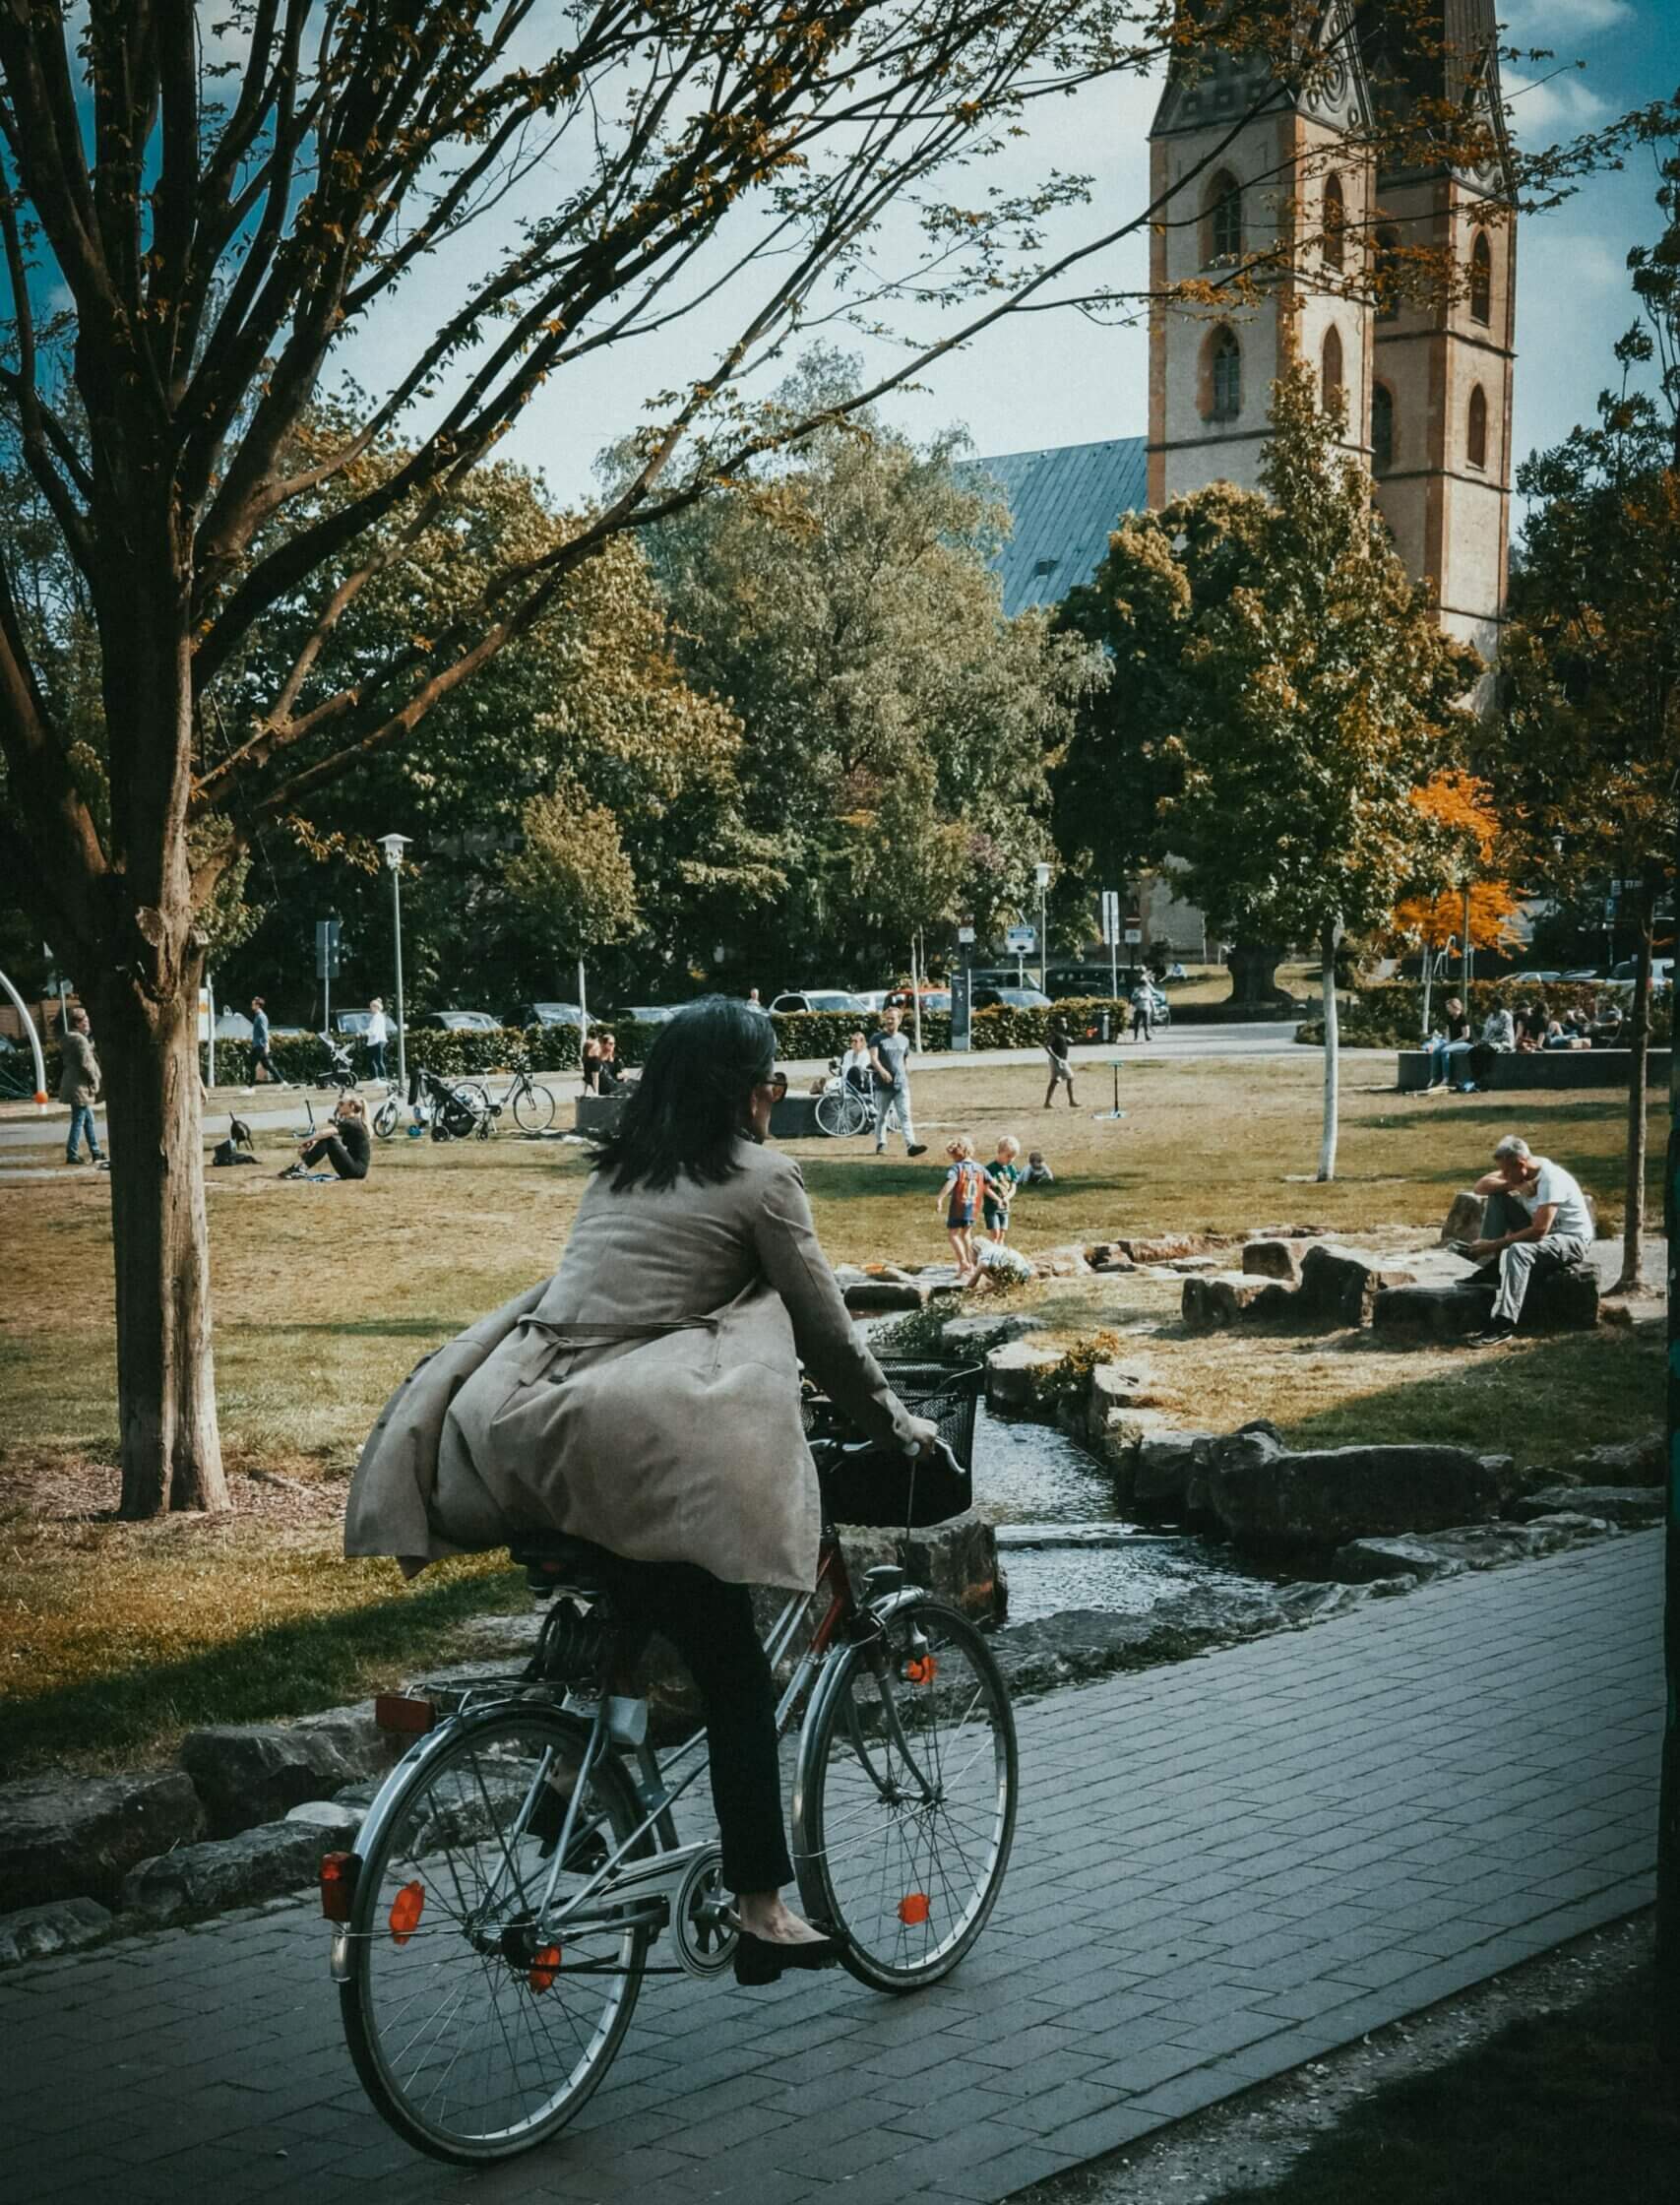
top-left (1146, 1), bottom-right (1515, 661)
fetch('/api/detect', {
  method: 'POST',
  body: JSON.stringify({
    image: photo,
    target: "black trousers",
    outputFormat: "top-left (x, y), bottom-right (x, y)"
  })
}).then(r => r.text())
top-left (300, 1134), bottom-right (367, 1180)
top-left (591, 1553), bottom-right (791, 1895)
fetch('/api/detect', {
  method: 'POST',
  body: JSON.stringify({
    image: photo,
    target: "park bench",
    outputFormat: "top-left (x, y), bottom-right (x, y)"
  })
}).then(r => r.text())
top-left (1395, 1045), bottom-right (1669, 1095)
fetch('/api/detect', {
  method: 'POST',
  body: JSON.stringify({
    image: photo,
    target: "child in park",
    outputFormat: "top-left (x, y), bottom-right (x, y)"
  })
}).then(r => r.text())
top-left (937, 1135), bottom-right (987, 1282)
top-left (984, 1135), bottom-right (1024, 1243)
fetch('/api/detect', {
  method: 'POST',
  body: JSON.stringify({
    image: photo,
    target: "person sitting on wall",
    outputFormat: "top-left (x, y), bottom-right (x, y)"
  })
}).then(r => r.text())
top-left (1459, 1134), bottom-right (1593, 1347)
top-left (1422, 997), bottom-right (1472, 1091)
top-left (1590, 1000), bottom-right (1625, 1046)
top-left (1542, 1018), bottom-right (1589, 1051)
top-left (595, 1034), bottom-right (626, 1095)
top-left (1463, 999), bottom-right (1515, 1092)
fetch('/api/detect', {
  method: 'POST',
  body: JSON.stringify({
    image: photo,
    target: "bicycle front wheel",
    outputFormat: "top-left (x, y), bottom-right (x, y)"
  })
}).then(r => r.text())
top-left (512, 1081), bottom-right (555, 1132)
top-left (373, 1096), bottom-right (401, 1141)
top-left (793, 1598), bottom-right (1017, 1992)
top-left (342, 1707), bottom-right (649, 2165)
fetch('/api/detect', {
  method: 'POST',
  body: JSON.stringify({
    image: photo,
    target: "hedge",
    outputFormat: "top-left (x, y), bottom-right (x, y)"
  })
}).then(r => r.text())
top-left (1294, 979), bottom-right (1670, 1050)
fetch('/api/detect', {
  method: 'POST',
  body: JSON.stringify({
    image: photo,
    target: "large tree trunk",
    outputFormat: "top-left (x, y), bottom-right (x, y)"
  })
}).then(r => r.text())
top-left (1316, 923), bottom-right (1340, 1183)
top-left (1616, 913), bottom-right (1653, 1293)
top-left (95, 958), bottom-right (229, 1516)
top-left (1226, 942), bottom-right (1289, 1006)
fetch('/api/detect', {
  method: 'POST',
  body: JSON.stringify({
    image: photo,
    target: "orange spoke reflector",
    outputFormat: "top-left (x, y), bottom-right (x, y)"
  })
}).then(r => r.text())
top-left (904, 1655), bottom-right (938, 1685)
top-left (899, 1893), bottom-right (931, 1926)
top-left (528, 1945), bottom-right (562, 1992)
top-left (388, 1881), bottom-right (425, 1944)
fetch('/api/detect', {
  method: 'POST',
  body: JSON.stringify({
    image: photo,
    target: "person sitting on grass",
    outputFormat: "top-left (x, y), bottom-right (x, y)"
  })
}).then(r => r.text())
top-left (983, 1135), bottom-right (1023, 1242)
top-left (1023, 1149), bottom-right (1054, 1186)
top-left (284, 1093), bottom-right (371, 1181)
top-left (936, 1135), bottom-right (985, 1283)
top-left (1458, 1134), bottom-right (1593, 1347)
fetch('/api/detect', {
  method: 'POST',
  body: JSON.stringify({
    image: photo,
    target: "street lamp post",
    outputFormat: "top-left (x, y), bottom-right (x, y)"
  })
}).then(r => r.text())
top-left (378, 834), bottom-right (412, 1092)
top-left (1034, 861), bottom-right (1052, 997)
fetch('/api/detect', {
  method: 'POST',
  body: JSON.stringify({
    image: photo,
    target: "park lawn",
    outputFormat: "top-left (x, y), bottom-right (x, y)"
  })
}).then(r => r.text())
top-left (0, 1054), bottom-right (1654, 1773)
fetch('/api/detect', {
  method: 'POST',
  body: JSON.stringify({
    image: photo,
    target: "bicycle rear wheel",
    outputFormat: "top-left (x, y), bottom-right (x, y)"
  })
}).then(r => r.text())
top-left (341, 1707), bottom-right (649, 2164)
top-left (792, 1598), bottom-right (1016, 1991)
top-left (513, 1080), bottom-right (555, 1132)
top-left (373, 1096), bottom-right (401, 1141)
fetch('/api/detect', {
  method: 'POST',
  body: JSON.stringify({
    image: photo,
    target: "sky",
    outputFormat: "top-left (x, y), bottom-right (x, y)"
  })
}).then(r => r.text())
top-left (469, 0), bottom-right (1680, 509)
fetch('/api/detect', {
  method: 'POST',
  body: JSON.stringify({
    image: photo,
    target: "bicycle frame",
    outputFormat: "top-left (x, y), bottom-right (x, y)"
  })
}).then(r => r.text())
top-left (329, 1534), bottom-right (888, 1984)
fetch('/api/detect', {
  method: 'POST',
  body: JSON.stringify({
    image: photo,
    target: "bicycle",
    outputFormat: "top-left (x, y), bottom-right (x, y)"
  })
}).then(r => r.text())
top-left (814, 1060), bottom-right (875, 1138)
top-left (498, 1066), bottom-right (557, 1134)
top-left (321, 1364), bottom-right (1014, 2166)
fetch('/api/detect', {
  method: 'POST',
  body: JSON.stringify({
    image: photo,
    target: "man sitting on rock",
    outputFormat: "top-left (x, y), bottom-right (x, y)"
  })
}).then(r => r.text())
top-left (1460, 1134), bottom-right (1593, 1346)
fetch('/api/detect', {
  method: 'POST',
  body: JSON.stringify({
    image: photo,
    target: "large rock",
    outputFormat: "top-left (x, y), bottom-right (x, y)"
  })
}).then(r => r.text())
top-left (1207, 1439), bottom-right (1503, 1551)
top-left (940, 1312), bottom-right (1047, 1355)
top-left (842, 1279), bottom-right (926, 1314)
top-left (1524, 1264), bottom-right (1599, 1332)
top-left (1330, 1536), bottom-right (1469, 1585)
top-left (1298, 1244), bottom-right (1417, 1328)
top-left (0, 1769), bottom-right (205, 1910)
top-left (1569, 1432), bottom-right (1663, 1486)
top-left (1033, 1243), bottom-right (1091, 1278)
top-left (984, 1339), bottom-right (1063, 1409)
top-left (1086, 1243), bottom-right (1138, 1273)
top-left (1086, 1360), bottom-right (1170, 1441)
top-left (1182, 1273), bottom-right (1294, 1329)
top-left (1441, 1190), bottom-right (1485, 1245)
top-left (1241, 1239), bottom-right (1305, 1282)
top-left (0, 1897), bottom-right (113, 1969)
top-left (836, 1509), bottom-right (1005, 1624)
top-left (178, 1703), bottom-right (399, 1837)
top-left (1131, 1432), bottom-right (1213, 1518)
top-left (121, 1817), bottom-right (329, 1924)
top-left (1372, 1284), bottom-right (1495, 1340)
top-left (1511, 1485), bottom-right (1665, 1530)
top-left (1120, 1232), bottom-right (1233, 1264)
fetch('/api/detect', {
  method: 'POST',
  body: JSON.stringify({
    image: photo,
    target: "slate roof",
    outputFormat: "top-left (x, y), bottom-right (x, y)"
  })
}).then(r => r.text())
top-left (964, 436), bottom-right (1148, 618)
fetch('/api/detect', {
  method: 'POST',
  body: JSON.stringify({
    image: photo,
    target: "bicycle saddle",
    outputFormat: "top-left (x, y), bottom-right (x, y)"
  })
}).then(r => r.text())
top-left (507, 1531), bottom-right (613, 1596)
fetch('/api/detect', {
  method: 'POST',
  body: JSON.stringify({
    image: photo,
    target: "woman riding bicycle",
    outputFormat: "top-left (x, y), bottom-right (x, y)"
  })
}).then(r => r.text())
top-left (348, 997), bottom-right (935, 1983)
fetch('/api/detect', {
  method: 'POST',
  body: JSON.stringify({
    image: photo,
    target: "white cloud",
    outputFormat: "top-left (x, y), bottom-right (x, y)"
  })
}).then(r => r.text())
top-left (1502, 0), bottom-right (1634, 43)
top-left (1502, 64), bottom-right (1614, 140)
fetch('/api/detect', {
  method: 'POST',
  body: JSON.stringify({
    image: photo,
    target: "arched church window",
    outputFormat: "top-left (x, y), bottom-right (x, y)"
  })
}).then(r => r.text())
top-left (1467, 383), bottom-right (1489, 470)
top-left (1207, 171), bottom-right (1243, 265)
top-left (1322, 325), bottom-right (1343, 409)
top-left (1207, 326), bottom-right (1242, 422)
top-left (1323, 172), bottom-right (1346, 273)
top-left (1371, 383), bottom-right (1396, 472)
top-left (1375, 225), bottom-right (1401, 322)
top-left (1469, 230), bottom-right (1492, 325)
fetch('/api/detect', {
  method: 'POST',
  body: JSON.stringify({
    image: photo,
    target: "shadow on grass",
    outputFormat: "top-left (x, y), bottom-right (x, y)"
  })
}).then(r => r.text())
top-left (1208, 1962), bottom-right (1678, 2205)
top-left (222, 1317), bottom-right (454, 1340)
top-left (1272, 1325), bottom-right (1660, 1460)
top-left (0, 1565), bottom-right (526, 1779)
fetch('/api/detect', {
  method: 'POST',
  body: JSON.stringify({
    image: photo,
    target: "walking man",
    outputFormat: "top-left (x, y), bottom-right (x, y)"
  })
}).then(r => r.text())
top-left (1462, 1134), bottom-right (1593, 1346)
top-left (246, 996), bottom-right (283, 1090)
top-left (1129, 975), bottom-right (1154, 1042)
top-left (364, 997), bottom-right (391, 1080)
top-left (59, 1006), bottom-right (104, 1166)
top-left (867, 1007), bottom-right (927, 1157)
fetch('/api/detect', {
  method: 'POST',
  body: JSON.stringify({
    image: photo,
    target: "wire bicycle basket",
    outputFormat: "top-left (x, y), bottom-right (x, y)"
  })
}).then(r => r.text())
top-left (811, 1359), bottom-right (981, 1531)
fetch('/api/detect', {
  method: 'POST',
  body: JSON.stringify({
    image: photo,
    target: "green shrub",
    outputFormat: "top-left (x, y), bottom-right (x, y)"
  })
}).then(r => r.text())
top-left (1027, 1329), bottom-right (1124, 1417)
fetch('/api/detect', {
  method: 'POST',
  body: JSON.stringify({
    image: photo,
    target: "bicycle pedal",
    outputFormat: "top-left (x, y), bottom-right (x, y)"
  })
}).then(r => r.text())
top-left (605, 1695), bottom-right (648, 1748)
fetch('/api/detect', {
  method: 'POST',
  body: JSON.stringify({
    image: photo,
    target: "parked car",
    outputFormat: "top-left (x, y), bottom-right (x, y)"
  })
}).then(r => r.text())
top-left (1608, 956), bottom-right (1674, 988)
top-left (882, 986), bottom-right (951, 1014)
top-left (501, 1001), bottom-right (587, 1031)
top-left (1508, 970), bottom-right (1562, 985)
top-left (1557, 968), bottom-right (1602, 983)
top-left (621, 1005), bottom-right (680, 1025)
top-left (333, 1009), bottom-right (374, 1038)
top-left (972, 985), bottom-right (1052, 1011)
top-left (769, 989), bottom-right (865, 1015)
top-left (414, 1008), bottom-right (500, 1033)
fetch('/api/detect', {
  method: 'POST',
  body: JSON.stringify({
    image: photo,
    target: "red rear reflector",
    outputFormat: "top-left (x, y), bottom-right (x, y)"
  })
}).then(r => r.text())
top-left (899, 1893), bottom-right (930, 1925)
top-left (389, 1881), bottom-right (425, 1943)
top-left (375, 1694), bottom-right (437, 1735)
top-left (528, 1944), bottom-right (562, 1992)
top-left (319, 1852), bottom-right (358, 1922)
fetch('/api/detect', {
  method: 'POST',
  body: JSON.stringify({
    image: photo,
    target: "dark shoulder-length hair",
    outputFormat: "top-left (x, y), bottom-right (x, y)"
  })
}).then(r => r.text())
top-left (592, 995), bottom-right (776, 1192)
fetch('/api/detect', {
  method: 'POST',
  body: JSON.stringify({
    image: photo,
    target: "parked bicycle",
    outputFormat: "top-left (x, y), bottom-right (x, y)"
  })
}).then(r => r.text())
top-left (322, 1363), bottom-right (1013, 2166)
top-left (814, 1058), bottom-right (874, 1138)
top-left (498, 1066), bottom-right (557, 1133)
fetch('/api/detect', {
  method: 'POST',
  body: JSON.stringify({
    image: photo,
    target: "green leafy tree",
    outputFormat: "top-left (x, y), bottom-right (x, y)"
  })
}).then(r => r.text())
top-left (1089, 360), bottom-right (1477, 1179)
top-left (629, 354), bottom-right (1105, 984)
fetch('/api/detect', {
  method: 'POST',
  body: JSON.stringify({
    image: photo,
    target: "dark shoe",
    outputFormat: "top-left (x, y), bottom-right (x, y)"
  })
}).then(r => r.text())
top-left (732, 1927), bottom-right (841, 1986)
top-left (1466, 1322), bottom-right (1516, 1348)
top-left (906, 1143), bottom-right (928, 1158)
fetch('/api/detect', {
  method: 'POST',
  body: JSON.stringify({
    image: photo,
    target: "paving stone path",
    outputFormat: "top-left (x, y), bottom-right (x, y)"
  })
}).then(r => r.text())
top-left (6, 1533), bottom-right (1661, 2205)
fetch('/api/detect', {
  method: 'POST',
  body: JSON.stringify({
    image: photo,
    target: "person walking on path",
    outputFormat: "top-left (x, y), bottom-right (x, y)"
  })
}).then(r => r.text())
top-left (1129, 976), bottom-right (1154, 1042)
top-left (1043, 1016), bottom-right (1078, 1108)
top-left (246, 996), bottom-right (284, 1091)
top-left (867, 1007), bottom-right (926, 1157)
top-left (58, 1007), bottom-right (104, 1166)
top-left (1460, 1134), bottom-right (1593, 1346)
top-left (363, 998), bottom-right (391, 1081)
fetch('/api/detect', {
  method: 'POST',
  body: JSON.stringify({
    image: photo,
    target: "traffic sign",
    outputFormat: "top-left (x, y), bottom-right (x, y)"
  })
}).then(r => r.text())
top-left (957, 924), bottom-right (976, 945)
top-left (1124, 927), bottom-right (1143, 945)
top-left (1099, 890), bottom-right (1120, 946)
top-left (1005, 923), bottom-right (1036, 954)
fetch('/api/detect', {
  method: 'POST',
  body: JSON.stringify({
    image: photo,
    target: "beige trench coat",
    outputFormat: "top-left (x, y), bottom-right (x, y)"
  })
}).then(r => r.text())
top-left (344, 1138), bottom-right (916, 1590)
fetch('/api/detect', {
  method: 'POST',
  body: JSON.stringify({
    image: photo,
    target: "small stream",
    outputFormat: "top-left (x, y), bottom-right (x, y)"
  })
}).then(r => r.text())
top-left (969, 1401), bottom-right (1284, 1625)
